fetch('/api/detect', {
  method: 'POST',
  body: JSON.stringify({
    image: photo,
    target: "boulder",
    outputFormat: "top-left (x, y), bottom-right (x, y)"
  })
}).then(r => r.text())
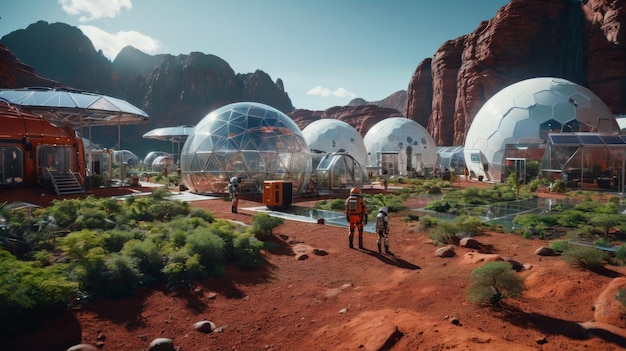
top-left (435, 245), bottom-right (456, 258)
top-left (194, 320), bottom-right (216, 333)
top-left (149, 338), bottom-right (175, 351)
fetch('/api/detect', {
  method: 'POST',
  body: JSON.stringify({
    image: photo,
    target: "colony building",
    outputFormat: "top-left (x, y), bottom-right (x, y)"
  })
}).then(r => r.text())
top-left (180, 102), bottom-right (312, 195)
top-left (302, 118), bottom-right (370, 192)
top-left (463, 77), bottom-right (623, 190)
top-left (364, 117), bottom-right (438, 177)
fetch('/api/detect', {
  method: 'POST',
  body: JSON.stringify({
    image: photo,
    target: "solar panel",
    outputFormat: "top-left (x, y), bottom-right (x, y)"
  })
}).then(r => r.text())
top-left (579, 134), bottom-right (604, 145)
top-left (600, 135), bottom-right (626, 144)
top-left (549, 134), bottom-right (580, 144)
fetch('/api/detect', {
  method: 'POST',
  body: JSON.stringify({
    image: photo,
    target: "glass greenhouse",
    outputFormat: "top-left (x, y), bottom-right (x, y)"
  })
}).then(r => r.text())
top-left (363, 117), bottom-right (438, 177)
top-left (463, 77), bottom-right (620, 183)
top-left (180, 102), bottom-right (312, 195)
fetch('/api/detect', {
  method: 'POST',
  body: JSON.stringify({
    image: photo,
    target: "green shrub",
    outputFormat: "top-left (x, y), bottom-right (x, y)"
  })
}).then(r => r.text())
top-left (162, 249), bottom-right (205, 289)
top-left (248, 213), bottom-right (284, 239)
top-left (465, 261), bottom-right (524, 305)
top-left (616, 245), bottom-right (626, 262)
top-left (189, 208), bottom-right (215, 223)
top-left (455, 215), bottom-right (483, 236)
top-left (561, 245), bottom-right (607, 269)
top-left (419, 216), bottom-right (438, 230)
top-left (424, 200), bottom-right (451, 213)
top-left (594, 238), bottom-right (611, 248)
top-left (329, 199), bottom-right (346, 211)
top-left (429, 221), bottom-right (459, 245)
top-left (185, 227), bottom-right (225, 270)
top-left (233, 233), bottom-right (265, 269)
top-left (616, 289), bottom-right (626, 307)
top-left (98, 253), bottom-right (142, 298)
top-left (550, 240), bottom-right (569, 252)
top-left (0, 250), bottom-right (77, 312)
top-left (120, 239), bottom-right (164, 284)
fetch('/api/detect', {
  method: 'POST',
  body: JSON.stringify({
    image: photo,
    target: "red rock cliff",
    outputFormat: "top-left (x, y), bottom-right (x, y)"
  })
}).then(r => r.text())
top-left (409, 0), bottom-right (626, 146)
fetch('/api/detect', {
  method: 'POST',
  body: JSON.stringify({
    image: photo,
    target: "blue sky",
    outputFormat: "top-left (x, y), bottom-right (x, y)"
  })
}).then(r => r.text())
top-left (1, 0), bottom-right (509, 111)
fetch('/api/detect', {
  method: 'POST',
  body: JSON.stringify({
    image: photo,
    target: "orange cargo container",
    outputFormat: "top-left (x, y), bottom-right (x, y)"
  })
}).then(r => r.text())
top-left (263, 180), bottom-right (292, 209)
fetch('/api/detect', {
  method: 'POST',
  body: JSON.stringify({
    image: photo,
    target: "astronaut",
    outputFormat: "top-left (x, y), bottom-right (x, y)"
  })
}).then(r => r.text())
top-left (344, 187), bottom-right (367, 249)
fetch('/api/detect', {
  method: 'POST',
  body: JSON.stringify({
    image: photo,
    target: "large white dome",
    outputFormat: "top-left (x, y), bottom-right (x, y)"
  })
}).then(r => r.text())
top-left (463, 77), bottom-right (619, 182)
top-left (180, 102), bottom-right (312, 194)
top-left (363, 117), bottom-right (438, 175)
top-left (301, 118), bottom-right (367, 166)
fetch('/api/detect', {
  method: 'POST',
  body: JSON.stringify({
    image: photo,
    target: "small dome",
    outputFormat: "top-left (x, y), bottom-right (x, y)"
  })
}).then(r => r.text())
top-left (363, 117), bottom-right (437, 174)
top-left (180, 102), bottom-right (311, 194)
top-left (301, 119), bottom-right (367, 166)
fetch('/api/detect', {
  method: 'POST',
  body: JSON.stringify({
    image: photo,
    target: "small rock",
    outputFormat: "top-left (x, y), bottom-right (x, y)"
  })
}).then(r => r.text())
top-left (534, 247), bottom-right (555, 256)
top-left (339, 308), bottom-right (348, 314)
top-left (313, 248), bottom-right (328, 256)
top-left (317, 218), bottom-right (325, 224)
top-left (194, 320), bottom-right (216, 333)
top-left (536, 335), bottom-right (548, 344)
top-left (149, 338), bottom-right (175, 351)
top-left (66, 344), bottom-right (98, 351)
top-left (436, 245), bottom-right (456, 258)
top-left (295, 252), bottom-right (309, 260)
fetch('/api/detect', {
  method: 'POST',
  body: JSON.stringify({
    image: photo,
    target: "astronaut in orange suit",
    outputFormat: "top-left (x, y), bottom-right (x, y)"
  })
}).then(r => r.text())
top-left (344, 187), bottom-right (367, 249)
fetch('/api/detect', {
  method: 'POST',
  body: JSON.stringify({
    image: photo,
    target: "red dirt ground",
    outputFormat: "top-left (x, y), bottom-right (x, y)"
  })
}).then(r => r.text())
top-left (3, 181), bottom-right (626, 351)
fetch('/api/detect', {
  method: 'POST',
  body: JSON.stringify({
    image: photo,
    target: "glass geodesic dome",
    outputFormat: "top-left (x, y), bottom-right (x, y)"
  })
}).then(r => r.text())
top-left (363, 117), bottom-right (438, 176)
top-left (301, 119), bottom-right (368, 167)
top-left (463, 77), bottom-right (619, 182)
top-left (180, 102), bottom-right (312, 194)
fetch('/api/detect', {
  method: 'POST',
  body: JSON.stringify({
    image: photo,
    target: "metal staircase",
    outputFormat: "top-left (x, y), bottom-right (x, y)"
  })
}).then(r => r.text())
top-left (47, 169), bottom-right (85, 195)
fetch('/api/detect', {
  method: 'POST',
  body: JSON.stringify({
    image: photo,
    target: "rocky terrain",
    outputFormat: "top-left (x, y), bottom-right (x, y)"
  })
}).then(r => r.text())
top-left (2, 183), bottom-right (626, 351)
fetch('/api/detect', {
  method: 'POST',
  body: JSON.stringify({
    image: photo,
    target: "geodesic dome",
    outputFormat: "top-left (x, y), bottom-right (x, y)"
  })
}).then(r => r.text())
top-left (143, 151), bottom-right (170, 169)
top-left (463, 77), bottom-right (619, 182)
top-left (180, 102), bottom-right (312, 194)
top-left (363, 117), bottom-right (438, 176)
top-left (301, 119), bottom-right (368, 167)
top-left (151, 155), bottom-right (177, 174)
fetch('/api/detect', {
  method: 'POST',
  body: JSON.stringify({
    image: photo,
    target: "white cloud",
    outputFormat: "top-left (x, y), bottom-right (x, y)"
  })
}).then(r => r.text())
top-left (80, 25), bottom-right (162, 59)
top-left (59, 0), bottom-right (132, 22)
top-left (306, 85), bottom-right (356, 99)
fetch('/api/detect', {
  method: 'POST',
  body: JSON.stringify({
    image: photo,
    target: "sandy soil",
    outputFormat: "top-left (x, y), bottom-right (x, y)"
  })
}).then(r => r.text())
top-left (3, 182), bottom-right (626, 351)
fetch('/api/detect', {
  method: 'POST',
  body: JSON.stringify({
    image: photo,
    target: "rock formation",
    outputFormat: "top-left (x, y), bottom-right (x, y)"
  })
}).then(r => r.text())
top-left (408, 0), bottom-right (626, 146)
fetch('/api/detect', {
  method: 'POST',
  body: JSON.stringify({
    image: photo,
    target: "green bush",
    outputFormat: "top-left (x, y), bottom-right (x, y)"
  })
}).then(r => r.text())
top-left (120, 239), bottom-right (164, 284)
top-left (189, 208), bottom-right (215, 223)
top-left (0, 249), bottom-right (77, 312)
top-left (429, 221), bottom-right (459, 245)
top-left (455, 215), bottom-right (483, 236)
top-left (465, 261), bottom-right (524, 305)
top-left (185, 227), bottom-right (225, 270)
top-left (549, 240), bottom-right (569, 252)
top-left (419, 216), bottom-right (438, 230)
top-left (616, 288), bottom-right (626, 307)
top-left (616, 245), bottom-right (626, 262)
top-left (424, 200), bottom-right (451, 213)
top-left (561, 245), bottom-right (607, 269)
top-left (98, 253), bottom-right (142, 298)
top-left (233, 233), bottom-right (265, 269)
top-left (162, 249), bottom-right (205, 289)
top-left (248, 213), bottom-right (284, 239)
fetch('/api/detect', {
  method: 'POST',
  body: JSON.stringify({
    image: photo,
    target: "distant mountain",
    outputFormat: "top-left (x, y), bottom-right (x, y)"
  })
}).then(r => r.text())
top-left (0, 21), bottom-right (296, 154)
top-left (348, 90), bottom-right (407, 115)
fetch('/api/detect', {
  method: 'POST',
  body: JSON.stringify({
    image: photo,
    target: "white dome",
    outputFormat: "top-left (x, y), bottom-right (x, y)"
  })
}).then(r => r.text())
top-left (464, 77), bottom-right (619, 181)
top-left (363, 117), bottom-right (438, 174)
top-left (180, 102), bottom-right (312, 194)
top-left (301, 119), bottom-right (367, 166)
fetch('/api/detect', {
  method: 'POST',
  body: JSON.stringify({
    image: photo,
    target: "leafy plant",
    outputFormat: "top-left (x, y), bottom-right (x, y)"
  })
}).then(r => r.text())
top-left (248, 213), bottom-right (284, 239)
top-left (561, 245), bottom-right (607, 269)
top-left (465, 261), bottom-right (525, 305)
